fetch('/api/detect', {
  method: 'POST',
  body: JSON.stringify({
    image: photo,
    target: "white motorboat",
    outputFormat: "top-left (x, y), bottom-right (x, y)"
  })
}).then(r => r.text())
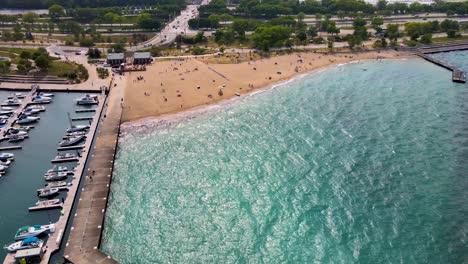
top-left (59, 135), bottom-right (86, 147)
top-left (14, 224), bottom-right (55, 240)
top-left (1, 107), bottom-right (14, 111)
top-left (8, 135), bottom-right (25, 142)
top-left (0, 164), bottom-right (8, 171)
top-left (0, 160), bottom-right (11, 167)
top-left (0, 153), bottom-right (14, 160)
top-left (22, 108), bottom-right (41, 115)
top-left (55, 153), bottom-right (76, 160)
top-left (67, 125), bottom-right (89, 133)
top-left (37, 187), bottom-right (59, 197)
top-left (7, 93), bottom-right (25, 99)
top-left (3, 98), bottom-right (21, 106)
top-left (16, 114), bottom-right (40, 124)
top-left (44, 172), bottom-right (68, 181)
top-left (4, 237), bottom-right (43, 252)
top-left (32, 95), bottom-right (52, 104)
top-left (76, 94), bottom-right (98, 105)
top-left (25, 105), bottom-right (46, 112)
top-left (63, 131), bottom-right (87, 139)
top-left (36, 92), bottom-right (54, 97)
top-left (46, 181), bottom-right (69, 188)
top-left (0, 110), bottom-right (13, 115)
top-left (7, 129), bottom-right (28, 137)
top-left (47, 165), bottom-right (68, 174)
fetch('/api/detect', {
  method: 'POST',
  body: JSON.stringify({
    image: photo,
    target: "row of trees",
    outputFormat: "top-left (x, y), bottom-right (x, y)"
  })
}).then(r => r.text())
top-left (3, 0), bottom-right (185, 9)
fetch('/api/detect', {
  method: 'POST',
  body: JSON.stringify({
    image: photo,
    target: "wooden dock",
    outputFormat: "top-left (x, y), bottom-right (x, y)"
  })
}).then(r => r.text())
top-left (0, 146), bottom-right (21, 150)
top-left (57, 145), bottom-right (85, 151)
top-left (75, 109), bottom-right (96, 113)
top-left (71, 116), bottom-right (93, 121)
top-left (417, 53), bottom-right (466, 83)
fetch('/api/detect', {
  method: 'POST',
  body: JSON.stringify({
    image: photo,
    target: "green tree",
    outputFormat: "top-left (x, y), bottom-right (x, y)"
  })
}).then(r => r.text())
top-left (446, 29), bottom-right (458, 38)
top-left (327, 36), bottom-right (334, 52)
top-left (353, 17), bottom-right (368, 42)
top-left (17, 59), bottom-right (32, 72)
top-left (20, 51), bottom-right (31, 59)
top-left (137, 13), bottom-right (161, 30)
top-left (377, 0), bottom-right (388, 11)
top-left (22, 12), bottom-right (39, 25)
top-left (337, 11), bottom-right (346, 20)
top-left (296, 30), bottom-right (307, 42)
top-left (232, 19), bottom-right (249, 40)
top-left (251, 25), bottom-right (292, 51)
top-left (307, 26), bottom-right (318, 37)
top-left (108, 42), bottom-right (126, 53)
top-left (386, 23), bottom-right (399, 46)
top-left (0, 61), bottom-right (11, 73)
top-left (371, 16), bottom-right (384, 33)
top-left (346, 35), bottom-right (356, 49)
top-left (48, 4), bottom-right (65, 22)
top-left (420, 33), bottom-right (432, 43)
top-left (440, 19), bottom-right (459, 32)
top-left (104, 12), bottom-right (118, 26)
top-left (34, 54), bottom-right (49, 69)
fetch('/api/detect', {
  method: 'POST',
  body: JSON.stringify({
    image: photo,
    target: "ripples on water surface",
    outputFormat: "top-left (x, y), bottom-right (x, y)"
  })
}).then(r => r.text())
top-left (102, 57), bottom-right (468, 263)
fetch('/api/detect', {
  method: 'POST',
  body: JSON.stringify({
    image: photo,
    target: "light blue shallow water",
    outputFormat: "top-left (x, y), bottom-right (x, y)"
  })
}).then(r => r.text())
top-left (102, 54), bottom-right (468, 263)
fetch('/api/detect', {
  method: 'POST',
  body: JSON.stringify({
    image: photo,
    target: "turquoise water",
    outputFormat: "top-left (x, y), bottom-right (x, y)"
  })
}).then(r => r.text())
top-left (102, 54), bottom-right (468, 263)
top-left (0, 92), bottom-right (91, 260)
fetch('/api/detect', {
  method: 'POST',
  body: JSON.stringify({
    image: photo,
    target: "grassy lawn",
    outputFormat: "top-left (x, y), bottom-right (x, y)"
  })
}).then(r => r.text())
top-left (47, 61), bottom-right (77, 76)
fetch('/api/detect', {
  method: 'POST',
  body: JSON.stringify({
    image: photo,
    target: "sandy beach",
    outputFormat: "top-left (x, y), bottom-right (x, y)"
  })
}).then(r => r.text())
top-left (122, 50), bottom-right (413, 122)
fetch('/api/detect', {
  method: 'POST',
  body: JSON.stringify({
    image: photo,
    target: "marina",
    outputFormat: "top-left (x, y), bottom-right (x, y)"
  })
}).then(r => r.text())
top-left (0, 88), bottom-right (106, 263)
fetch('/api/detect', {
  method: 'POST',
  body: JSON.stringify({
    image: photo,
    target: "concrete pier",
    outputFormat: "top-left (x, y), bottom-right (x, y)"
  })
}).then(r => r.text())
top-left (417, 53), bottom-right (466, 83)
top-left (63, 84), bottom-right (122, 264)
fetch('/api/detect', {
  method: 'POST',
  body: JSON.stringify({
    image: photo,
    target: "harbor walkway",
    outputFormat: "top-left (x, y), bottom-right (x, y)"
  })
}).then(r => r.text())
top-left (63, 78), bottom-right (123, 263)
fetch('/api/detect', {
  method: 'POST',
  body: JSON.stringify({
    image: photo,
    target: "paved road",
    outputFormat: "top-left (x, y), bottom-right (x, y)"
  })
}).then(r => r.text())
top-left (129, 0), bottom-right (211, 51)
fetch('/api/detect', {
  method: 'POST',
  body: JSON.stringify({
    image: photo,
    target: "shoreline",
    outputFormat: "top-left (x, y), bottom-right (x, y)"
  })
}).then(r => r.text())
top-left (121, 51), bottom-right (415, 131)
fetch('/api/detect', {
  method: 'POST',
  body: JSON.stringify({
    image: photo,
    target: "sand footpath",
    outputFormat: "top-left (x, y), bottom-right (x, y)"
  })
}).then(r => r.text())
top-left (122, 50), bottom-right (413, 123)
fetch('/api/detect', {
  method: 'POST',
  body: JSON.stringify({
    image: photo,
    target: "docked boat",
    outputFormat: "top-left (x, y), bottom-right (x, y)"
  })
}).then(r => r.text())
top-left (8, 135), bottom-right (25, 142)
top-left (16, 114), bottom-right (40, 124)
top-left (7, 93), bottom-right (26, 99)
top-left (4, 237), bottom-right (43, 252)
top-left (47, 165), bottom-right (68, 174)
top-left (0, 153), bottom-right (14, 160)
top-left (59, 135), bottom-right (86, 147)
top-left (1, 106), bottom-right (14, 111)
top-left (37, 187), bottom-right (59, 197)
top-left (7, 129), bottom-right (28, 137)
top-left (14, 224), bottom-right (55, 240)
top-left (22, 108), bottom-right (41, 115)
top-left (12, 125), bottom-right (33, 131)
top-left (25, 105), bottom-right (46, 112)
top-left (76, 94), bottom-right (98, 105)
top-left (32, 95), bottom-right (52, 104)
top-left (0, 164), bottom-right (8, 171)
top-left (44, 172), bottom-right (68, 181)
top-left (46, 181), bottom-right (69, 188)
top-left (0, 110), bottom-right (13, 115)
top-left (0, 159), bottom-right (11, 167)
top-left (3, 98), bottom-right (21, 106)
top-left (0, 119), bottom-right (7, 126)
top-left (66, 125), bottom-right (89, 133)
top-left (63, 131), bottom-right (87, 139)
top-left (36, 92), bottom-right (54, 97)
top-left (55, 153), bottom-right (76, 160)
